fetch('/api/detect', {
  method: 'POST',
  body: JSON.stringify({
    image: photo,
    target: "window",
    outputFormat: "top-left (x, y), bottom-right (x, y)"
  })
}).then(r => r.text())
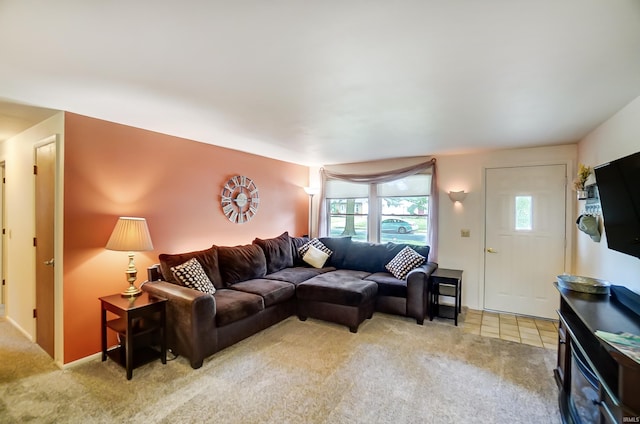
top-left (515, 195), bottom-right (533, 231)
top-left (325, 174), bottom-right (431, 245)
top-left (325, 180), bottom-right (369, 241)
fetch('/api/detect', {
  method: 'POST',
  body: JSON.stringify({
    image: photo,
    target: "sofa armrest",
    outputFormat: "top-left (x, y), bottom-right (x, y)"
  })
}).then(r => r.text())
top-left (405, 261), bottom-right (438, 324)
top-left (142, 280), bottom-right (217, 369)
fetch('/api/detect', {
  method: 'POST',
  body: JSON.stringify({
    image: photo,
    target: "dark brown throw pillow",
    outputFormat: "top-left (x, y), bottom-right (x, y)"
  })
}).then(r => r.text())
top-left (159, 245), bottom-right (223, 289)
top-left (253, 231), bottom-right (294, 274)
top-left (217, 244), bottom-right (267, 286)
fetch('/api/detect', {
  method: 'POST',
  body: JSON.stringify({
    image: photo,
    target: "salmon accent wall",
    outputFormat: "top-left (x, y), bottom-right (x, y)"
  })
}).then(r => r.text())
top-left (63, 113), bottom-right (309, 363)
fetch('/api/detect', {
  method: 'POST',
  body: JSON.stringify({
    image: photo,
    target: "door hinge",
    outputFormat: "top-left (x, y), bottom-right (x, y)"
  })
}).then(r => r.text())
top-left (2, 228), bottom-right (4, 235)
top-left (33, 165), bottom-right (38, 175)
top-left (2, 279), bottom-right (5, 286)
top-left (33, 237), bottom-right (37, 247)
top-left (33, 309), bottom-right (37, 318)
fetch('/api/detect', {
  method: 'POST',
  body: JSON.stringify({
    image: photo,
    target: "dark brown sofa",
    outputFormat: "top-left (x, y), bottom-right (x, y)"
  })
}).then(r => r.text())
top-left (143, 232), bottom-right (437, 369)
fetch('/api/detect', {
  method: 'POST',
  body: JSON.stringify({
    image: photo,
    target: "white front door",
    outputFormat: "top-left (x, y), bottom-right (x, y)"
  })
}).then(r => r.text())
top-left (484, 165), bottom-right (566, 319)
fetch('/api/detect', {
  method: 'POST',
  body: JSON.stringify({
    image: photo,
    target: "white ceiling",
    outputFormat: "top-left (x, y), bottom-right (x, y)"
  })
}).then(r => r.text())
top-left (1, 1), bottom-right (640, 166)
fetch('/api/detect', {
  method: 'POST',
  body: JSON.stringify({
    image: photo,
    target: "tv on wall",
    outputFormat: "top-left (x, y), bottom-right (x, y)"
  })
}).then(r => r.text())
top-left (594, 151), bottom-right (640, 259)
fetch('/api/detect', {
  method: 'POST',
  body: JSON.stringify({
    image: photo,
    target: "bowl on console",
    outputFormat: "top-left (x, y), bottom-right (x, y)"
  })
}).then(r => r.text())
top-left (557, 274), bottom-right (611, 295)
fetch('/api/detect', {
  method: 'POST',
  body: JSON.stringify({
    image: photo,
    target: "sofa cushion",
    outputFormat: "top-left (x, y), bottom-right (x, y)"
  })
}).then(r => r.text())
top-left (213, 289), bottom-right (265, 327)
top-left (170, 258), bottom-right (216, 295)
top-left (318, 236), bottom-right (352, 268)
top-left (342, 242), bottom-right (430, 273)
top-left (297, 272), bottom-right (378, 307)
top-left (341, 242), bottom-right (397, 273)
top-left (290, 235), bottom-right (310, 265)
top-left (385, 246), bottom-right (426, 279)
top-left (365, 272), bottom-right (408, 298)
top-left (253, 231), bottom-right (294, 274)
top-left (410, 245), bottom-right (430, 261)
top-left (217, 244), bottom-right (267, 286)
top-left (159, 245), bottom-right (224, 289)
top-left (263, 266), bottom-right (334, 285)
top-left (229, 279), bottom-right (295, 307)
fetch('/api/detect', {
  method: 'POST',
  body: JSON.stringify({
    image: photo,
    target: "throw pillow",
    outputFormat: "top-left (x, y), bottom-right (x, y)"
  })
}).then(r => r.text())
top-left (298, 238), bottom-right (333, 258)
top-left (302, 244), bottom-right (331, 268)
top-left (217, 244), bottom-right (267, 286)
top-left (170, 258), bottom-right (216, 295)
top-left (318, 236), bottom-right (351, 268)
top-left (253, 231), bottom-right (293, 274)
top-left (385, 246), bottom-right (426, 280)
top-left (159, 245), bottom-right (223, 289)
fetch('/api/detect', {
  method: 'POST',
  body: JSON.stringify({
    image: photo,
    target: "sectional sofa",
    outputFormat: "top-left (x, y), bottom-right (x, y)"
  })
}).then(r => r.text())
top-left (143, 232), bottom-right (438, 369)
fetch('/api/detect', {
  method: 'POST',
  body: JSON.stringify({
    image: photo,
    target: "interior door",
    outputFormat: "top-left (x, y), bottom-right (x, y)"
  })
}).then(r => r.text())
top-left (484, 165), bottom-right (566, 319)
top-left (35, 142), bottom-right (56, 358)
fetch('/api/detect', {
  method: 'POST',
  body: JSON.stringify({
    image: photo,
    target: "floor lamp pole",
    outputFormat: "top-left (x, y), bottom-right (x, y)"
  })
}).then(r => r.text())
top-left (304, 186), bottom-right (319, 238)
top-left (308, 194), bottom-right (314, 238)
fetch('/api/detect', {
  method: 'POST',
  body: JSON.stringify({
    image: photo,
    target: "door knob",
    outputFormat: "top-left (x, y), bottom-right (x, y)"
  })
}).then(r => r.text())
top-left (486, 248), bottom-right (498, 253)
top-left (44, 258), bottom-right (55, 266)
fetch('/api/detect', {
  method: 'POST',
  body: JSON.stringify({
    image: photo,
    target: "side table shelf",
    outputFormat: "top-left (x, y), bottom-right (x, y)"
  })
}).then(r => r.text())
top-left (100, 292), bottom-right (167, 380)
top-left (429, 268), bottom-right (463, 326)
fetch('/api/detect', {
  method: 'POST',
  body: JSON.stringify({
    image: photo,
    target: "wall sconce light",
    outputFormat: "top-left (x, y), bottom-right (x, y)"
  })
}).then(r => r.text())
top-left (448, 190), bottom-right (468, 203)
top-left (105, 217), bottom-right (154, 297)
top-left (303, 187), bottom-right (320, 237)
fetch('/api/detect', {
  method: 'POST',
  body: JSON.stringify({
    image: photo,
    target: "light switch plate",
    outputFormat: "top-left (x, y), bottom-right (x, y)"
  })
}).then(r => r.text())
top-left (461, 229), bottom-right (470, 237)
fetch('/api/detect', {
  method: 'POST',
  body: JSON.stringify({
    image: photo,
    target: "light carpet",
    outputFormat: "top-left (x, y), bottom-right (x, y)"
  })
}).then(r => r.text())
top-left (0, 313), bottom-right (560, 423)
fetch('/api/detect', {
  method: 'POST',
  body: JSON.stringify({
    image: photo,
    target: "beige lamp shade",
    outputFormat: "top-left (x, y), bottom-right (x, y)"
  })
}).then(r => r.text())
top-left (106, 217), bottom-right (153, 297)
top-left (105, 217), bottom-right (154, 252)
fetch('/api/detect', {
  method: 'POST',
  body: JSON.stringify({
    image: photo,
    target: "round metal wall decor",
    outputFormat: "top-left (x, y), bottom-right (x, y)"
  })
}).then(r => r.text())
top-left (221, 175), bottom-right (259, 223)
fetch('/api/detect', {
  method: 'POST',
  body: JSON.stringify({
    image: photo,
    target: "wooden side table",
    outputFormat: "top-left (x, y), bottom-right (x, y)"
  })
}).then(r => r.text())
top-left (429, 268), bottom-right (463, 326)
top-left (100, 292), bottom-right (167, 380)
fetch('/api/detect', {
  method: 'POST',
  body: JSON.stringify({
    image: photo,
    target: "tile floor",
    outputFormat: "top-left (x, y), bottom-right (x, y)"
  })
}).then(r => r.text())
top-left (462, 309), bottom-right (558, 349)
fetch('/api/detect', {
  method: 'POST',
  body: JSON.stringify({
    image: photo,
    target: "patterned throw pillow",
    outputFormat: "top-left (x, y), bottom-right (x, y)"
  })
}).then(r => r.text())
top-left (302, 244), bottom-right (331, 268)
top-left (298, 238), bottom-right (333, 258)
top-left (385, 246), bottom-right (426, 280)
top-left (170, 258), bottom-right (216, 295)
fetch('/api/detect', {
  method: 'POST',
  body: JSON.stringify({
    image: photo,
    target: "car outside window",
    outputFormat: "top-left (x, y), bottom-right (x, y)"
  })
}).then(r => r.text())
top-left (380, 196), bottom-right (428, 245)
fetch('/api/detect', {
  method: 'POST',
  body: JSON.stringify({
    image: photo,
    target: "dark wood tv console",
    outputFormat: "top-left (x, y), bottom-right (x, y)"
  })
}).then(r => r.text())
top-left (555, 283), bottom-right (640, 423)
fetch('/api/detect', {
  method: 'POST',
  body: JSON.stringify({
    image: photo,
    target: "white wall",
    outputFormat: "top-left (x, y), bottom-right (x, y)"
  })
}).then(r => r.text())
top-left (0, 113), bottom-right (64, 358)
top-left (437, 144), bottom-right (578, 310)
top-left (575, 95), bottom-right (640, 293)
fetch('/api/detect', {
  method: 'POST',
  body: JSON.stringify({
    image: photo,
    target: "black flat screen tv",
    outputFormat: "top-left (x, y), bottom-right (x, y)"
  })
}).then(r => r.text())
top-left (593, 151), bottom-right (640, 259)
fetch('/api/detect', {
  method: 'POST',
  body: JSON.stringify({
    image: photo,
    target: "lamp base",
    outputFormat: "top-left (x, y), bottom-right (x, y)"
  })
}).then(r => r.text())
top-left (121, 284), bottom-right (142, 297)
top-left (121, 258), bottom-right (142, 297)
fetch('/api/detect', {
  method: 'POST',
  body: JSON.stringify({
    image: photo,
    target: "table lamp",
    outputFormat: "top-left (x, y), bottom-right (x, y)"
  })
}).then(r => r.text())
top-left (105, 217), bottom-right (154, 297)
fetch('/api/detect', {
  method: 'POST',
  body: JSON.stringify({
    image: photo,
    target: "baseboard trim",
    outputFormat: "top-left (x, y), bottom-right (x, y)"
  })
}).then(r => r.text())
top-left (62, 352), bottom-right (102, 369)
top-left (6, 316), bottom-right (34, 342)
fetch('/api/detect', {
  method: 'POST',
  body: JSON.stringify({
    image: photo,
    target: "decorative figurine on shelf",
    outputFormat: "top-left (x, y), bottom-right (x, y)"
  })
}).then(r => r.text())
top-left (573, 163), bottom-right (592, 200)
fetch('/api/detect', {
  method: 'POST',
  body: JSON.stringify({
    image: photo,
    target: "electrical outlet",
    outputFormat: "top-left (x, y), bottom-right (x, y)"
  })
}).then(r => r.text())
top-left (461, 229), bottom-right (470, 237)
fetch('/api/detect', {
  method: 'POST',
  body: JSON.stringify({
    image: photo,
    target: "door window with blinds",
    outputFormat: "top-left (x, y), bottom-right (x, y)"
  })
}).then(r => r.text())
top-left (325, 174), bottom-right (430, 245)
